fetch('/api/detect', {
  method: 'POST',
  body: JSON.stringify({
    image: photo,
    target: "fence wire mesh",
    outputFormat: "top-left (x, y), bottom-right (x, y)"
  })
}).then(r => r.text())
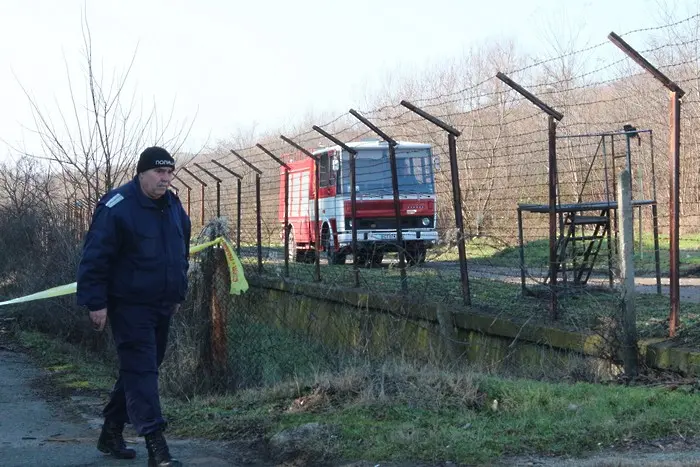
top-left (168, 15), bottom-right (700, 338)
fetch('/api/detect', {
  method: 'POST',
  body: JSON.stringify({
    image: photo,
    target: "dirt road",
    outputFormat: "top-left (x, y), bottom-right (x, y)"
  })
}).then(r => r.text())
top-left (0, 348), bottom-right (249, 466)
top-left (436, 263), bottom-right (700, 303)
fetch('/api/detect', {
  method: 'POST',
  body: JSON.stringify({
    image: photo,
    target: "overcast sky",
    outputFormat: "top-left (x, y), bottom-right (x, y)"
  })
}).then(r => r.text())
top-left (0, 0), bottom-right (694, 158)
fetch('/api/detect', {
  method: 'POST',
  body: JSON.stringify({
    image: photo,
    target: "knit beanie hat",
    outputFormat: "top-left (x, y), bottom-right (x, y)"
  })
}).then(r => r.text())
top-left (137, 146), bottom-right (175, 173)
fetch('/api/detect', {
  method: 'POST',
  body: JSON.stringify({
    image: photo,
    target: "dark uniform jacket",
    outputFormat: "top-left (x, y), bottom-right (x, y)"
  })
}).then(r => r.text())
top-left (77, 177), bottom-right (191, 311)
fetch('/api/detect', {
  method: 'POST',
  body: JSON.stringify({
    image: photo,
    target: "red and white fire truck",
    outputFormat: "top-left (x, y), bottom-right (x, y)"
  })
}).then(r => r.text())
top-left (278, 140), bottom-right (437, 266)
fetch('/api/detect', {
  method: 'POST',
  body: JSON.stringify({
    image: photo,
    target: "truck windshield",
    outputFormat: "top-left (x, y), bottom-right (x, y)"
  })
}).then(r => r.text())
top-left (340, 148), bottom-right (435, 195)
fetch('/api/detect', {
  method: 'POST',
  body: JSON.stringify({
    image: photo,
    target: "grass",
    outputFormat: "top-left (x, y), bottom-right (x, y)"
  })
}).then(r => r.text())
top-left (430, 232), bottom-right (700, 277)
top-left (15, 328), bottom-right (700, 465)
top-left (242, 256), bottom-right (700, 344)
top-left (233, 228), bottom-right (700, 348)
top-left (15, 330), bottom-right (116, 393)
top-left (228, 321), bottom-right (341, 387)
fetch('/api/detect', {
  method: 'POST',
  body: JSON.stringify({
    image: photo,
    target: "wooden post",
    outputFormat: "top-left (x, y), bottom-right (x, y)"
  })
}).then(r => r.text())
top-left (617, 169), bottom-right (639, 379)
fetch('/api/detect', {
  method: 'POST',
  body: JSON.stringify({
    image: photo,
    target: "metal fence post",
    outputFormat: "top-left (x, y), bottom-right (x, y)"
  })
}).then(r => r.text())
top-left (349, 109), bottom-right (407, 292)
top-left (257, 143), bottom-right (291, 278)
top-left (310, 127), bottom-right (360, 288)
top-left (495, 72), bottom-right (564, 320)
top-left (400, 100), bottom-right (471, 305)
top-left (173, 174), bottom-right (192, 216)
top-left (181, 167), bottom-right (208, 227)
top-left (211, 160), bottom-right (243, 253)
top-left (280, 135), bottom-right (322, 282)
top-left (608, 31), bottom-right (685, 337)
top-left (194, 163), bottom-right (223, 218)
top-left (230, 149), bottom-right (264, 274)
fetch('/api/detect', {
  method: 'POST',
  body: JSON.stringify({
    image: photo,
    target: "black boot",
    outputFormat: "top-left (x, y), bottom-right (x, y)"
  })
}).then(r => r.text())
top-left (145, 429), bottom-right (181, 467)
top-left (97, 419), bottom-right (136, 459)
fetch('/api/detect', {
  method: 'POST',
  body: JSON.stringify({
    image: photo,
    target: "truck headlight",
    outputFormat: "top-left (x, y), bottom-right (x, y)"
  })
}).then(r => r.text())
top-left (422, 217), bottom-right (430, 226)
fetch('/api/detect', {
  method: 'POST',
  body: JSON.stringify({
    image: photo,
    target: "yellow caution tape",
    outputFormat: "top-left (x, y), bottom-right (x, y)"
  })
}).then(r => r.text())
top-left (220, 236), bottom-right (249, 295)
top-left (189, 236), bottom-right (249, 295)
top-left (190, 237), bottom-right (222, 254)
top-left (0, 283), bottom-right (78, 306)
top-left (0, 236), bottom-right (247, 307)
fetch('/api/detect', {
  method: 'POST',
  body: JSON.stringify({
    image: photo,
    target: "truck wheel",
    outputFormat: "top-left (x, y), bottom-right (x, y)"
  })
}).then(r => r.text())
top-left (331, 253), bottom-right (347, 265)
top-left (305, 250), bottom-right (317, 263)
top-left (355, 252), bottom-right (369, 268)
top-left (288, 228), bottom-right (305, 263)
top-left (322, 225), bottom-right (346, 265)
top-left (369, 253), bottom-right (383, 267)
top-left (406, 246), bottom-right (426, 266)
top-left (287, 227), bottom-right (297, 262)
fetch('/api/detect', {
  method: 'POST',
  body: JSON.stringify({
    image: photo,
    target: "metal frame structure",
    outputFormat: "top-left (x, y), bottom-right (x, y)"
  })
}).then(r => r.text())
top-left (516, 128), bottom-right (662, 296)
top-left (608, 31), bottom-right (684, 337)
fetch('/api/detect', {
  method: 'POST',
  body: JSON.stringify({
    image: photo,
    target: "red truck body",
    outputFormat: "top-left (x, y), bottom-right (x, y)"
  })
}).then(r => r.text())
top-left (279, 140), bottom-right (437, 265)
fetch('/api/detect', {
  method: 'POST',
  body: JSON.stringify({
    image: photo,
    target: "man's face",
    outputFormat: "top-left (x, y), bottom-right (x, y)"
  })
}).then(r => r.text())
top-left (139, 167), bottom-right (174, 199)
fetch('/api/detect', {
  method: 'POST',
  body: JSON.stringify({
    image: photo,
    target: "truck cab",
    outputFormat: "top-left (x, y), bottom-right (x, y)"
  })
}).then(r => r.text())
top-left (280, 140), bottom-right (437, 266)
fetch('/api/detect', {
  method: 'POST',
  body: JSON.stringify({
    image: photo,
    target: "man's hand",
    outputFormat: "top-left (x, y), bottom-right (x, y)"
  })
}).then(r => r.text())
top-left (89, 308), bottom-right (107, 332)
top-left (173, 303), bottom-right (181, 314)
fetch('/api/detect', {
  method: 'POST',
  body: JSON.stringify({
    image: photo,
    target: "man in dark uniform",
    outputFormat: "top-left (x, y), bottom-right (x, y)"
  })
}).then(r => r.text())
top-left (77, 146), bottom-right (191, 467)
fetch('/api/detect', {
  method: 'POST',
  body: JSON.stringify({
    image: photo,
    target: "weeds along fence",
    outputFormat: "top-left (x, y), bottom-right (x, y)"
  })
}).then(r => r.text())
top-left (0, 184), bottom-right (114, 352)
top-left (162, 217), bottom-right (611, 397)
top-left (171, 15), bottom-right (700, 337)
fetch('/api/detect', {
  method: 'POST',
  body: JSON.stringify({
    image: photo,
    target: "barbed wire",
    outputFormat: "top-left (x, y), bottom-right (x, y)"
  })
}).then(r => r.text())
top-left (160, 12), bottom-right (700, 317)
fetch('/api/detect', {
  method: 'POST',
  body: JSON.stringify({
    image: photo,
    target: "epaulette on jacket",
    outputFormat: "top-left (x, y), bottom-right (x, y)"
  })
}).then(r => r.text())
top-left (105, 193), bottom-right (125, 208)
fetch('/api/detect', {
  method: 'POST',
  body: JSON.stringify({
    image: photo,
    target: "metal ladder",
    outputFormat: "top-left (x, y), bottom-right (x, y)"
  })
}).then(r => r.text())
top-left (547, 209), bottom-right (610, 286)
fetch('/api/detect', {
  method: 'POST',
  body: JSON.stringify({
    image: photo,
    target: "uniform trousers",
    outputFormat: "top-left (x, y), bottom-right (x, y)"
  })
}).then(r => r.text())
top-left (103, 301), bottom-right (173, 435)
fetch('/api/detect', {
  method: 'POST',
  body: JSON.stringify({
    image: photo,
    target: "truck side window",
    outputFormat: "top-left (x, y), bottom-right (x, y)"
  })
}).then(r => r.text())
top-left (317, 151), bottom-right (340, 190)
top-left (319, 153), bottom-right (330, 188)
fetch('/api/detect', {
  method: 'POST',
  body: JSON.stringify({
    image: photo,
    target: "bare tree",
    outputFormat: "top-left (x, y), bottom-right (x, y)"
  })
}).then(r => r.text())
top-left (11, 12), bottom-right (197, 206)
